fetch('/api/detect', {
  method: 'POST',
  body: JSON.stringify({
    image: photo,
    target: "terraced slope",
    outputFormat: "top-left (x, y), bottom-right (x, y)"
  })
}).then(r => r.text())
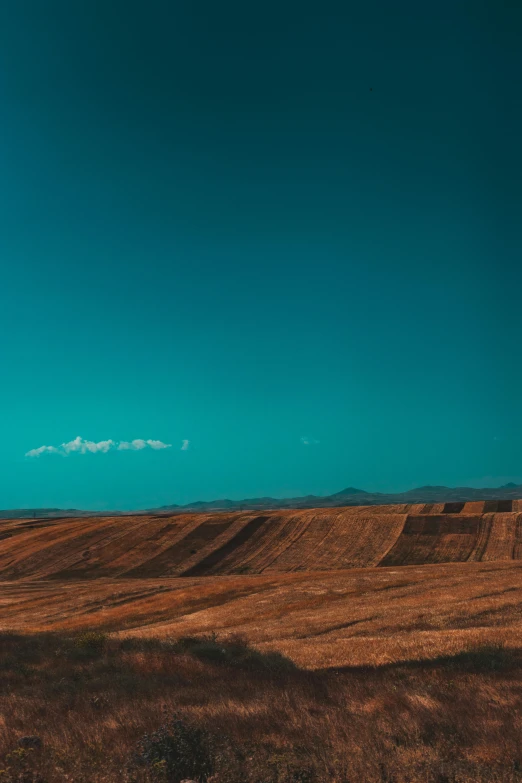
top-left (2, 501), bottom-right (522, 579)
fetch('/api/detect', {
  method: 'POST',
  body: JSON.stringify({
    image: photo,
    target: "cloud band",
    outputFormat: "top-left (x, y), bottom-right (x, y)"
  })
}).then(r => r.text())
top-left (26, 436), bottom-right (173, 457)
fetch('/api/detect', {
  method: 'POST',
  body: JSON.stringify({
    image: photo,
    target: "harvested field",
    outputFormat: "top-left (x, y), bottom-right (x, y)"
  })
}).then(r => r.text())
top-left (2, 504), bottom-right (522, 580)
top-left (2, 508), bottom-right (522, 782)
top-left (1, 561), bottom-right (522, 669)
top-left (2, 506), bottom-right (522, 670)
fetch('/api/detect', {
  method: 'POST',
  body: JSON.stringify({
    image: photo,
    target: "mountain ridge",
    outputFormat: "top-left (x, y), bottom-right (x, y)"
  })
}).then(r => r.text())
top-left (2, 483), bottom-right (522, 518)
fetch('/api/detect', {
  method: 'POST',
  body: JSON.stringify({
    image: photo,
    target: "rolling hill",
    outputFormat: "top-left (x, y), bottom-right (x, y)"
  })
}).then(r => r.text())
top-left (2, 502), bottom-right (522, 676)
top-left (2, 500), bottom-right (522, 580)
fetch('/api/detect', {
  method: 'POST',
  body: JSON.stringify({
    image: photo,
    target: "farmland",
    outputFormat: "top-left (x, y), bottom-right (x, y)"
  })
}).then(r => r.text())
top-left (1, 501), bottom-right (522, 580)
top-left (1, 560), bottom-right (522, 669)
top-left (1, 504), bottom-right (522, 781)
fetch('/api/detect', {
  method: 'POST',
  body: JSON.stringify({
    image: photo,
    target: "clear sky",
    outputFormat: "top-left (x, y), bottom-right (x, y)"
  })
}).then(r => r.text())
top-left (1, 1), bottom-right (521, 510)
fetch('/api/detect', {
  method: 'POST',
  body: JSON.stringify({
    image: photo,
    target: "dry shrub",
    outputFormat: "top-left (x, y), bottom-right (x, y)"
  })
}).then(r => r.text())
top-left (134, 714), bottom-right (214, 782)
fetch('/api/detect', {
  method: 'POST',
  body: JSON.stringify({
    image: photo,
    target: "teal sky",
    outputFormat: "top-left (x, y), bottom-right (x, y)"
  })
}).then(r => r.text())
top-left (1, 1), bottom-right (521, 510)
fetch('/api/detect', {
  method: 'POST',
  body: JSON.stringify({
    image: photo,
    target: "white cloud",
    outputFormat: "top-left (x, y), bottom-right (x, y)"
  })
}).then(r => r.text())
top-left (147, 439), bottom-right (171, 450)
top-left (118, 439), bottom-right (147, 451)
top-left (300, 436), bottom-right (320, 446)
top-left (62, 436), bottom-right (116, 454)
top-left (181, 439), bottom-right (190, 451)
top-left (25, 445), bottom-right (60, 457)
top-left (26, 436), bottom-right (172, 457)
top-left (117, 439), bottom-right (171, 451)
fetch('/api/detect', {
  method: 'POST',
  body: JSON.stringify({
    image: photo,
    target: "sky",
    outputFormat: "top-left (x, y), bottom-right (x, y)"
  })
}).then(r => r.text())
top-left (1, 1), bottom-right (521, 510)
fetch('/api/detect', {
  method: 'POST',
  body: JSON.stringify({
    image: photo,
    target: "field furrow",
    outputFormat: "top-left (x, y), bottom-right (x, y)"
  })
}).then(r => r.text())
top-left (481, 513), bottom-right (520, 560)
top-left (123, 515), bottom-right (240, 577)
top-left (380, 515), bottom-right (481, 567)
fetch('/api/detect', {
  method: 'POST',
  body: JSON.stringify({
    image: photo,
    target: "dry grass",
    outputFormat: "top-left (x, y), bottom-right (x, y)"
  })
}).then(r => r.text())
top-left (1, 630), bottom-right (522, 783)
top-left (2, 507), bottom-right (522, 580)
top-left (2, 513), bottom-right (522, 780)
top-left (1, 562), bottom-right (522, 668)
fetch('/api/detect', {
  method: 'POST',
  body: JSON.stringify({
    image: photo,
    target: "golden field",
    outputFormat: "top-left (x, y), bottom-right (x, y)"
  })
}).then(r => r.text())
top-left (1, 503), bottom-right (522, 580)
top-left (1, 506), bottom-right (522, 782)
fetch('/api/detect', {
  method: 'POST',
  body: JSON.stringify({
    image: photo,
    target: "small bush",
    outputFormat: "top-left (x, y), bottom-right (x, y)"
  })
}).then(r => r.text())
top-left (135, 714), bottom-right (214, 782)
top-left (69, 631), bottom-right (108, 660)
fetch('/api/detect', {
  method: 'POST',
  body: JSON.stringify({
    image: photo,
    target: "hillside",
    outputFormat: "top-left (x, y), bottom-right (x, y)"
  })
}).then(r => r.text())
top-left (0, 561), bottom-right (521, 669)
top-left (2, 500), bottom-right (522, 580)
top-left (3, 503), bottom-right (522, 782)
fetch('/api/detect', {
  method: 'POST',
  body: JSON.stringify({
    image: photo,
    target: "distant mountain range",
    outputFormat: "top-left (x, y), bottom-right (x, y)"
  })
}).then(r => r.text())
top-left (1, 483), bottom-right (521, 518)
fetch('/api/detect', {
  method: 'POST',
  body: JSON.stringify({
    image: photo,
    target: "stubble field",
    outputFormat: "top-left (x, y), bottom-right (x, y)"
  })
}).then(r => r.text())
top-left (1, 506), bottom-right (522, 782)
